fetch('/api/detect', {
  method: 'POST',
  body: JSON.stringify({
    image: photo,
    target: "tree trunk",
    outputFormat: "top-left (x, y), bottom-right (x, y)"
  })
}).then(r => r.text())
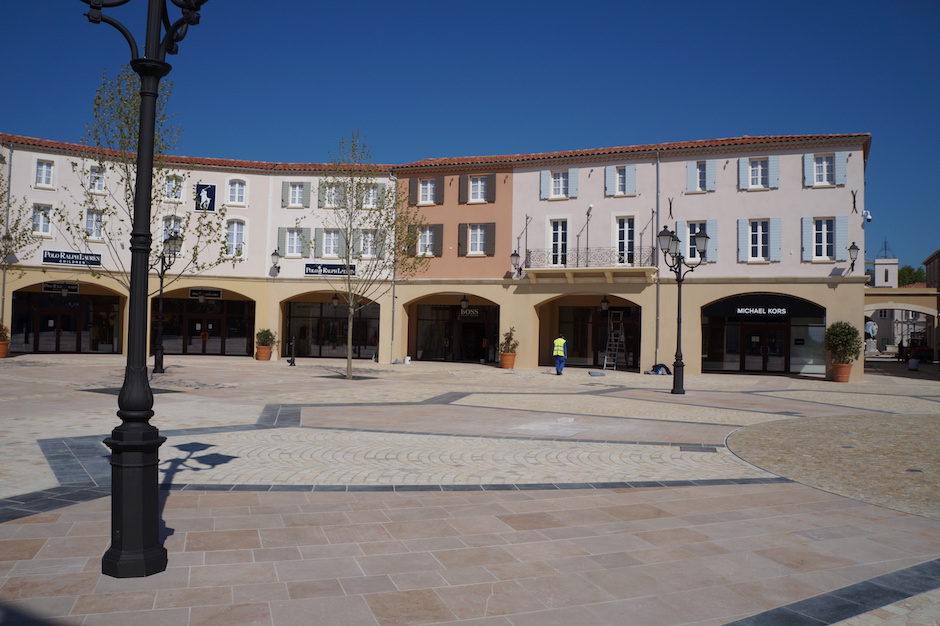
top-left (346, 294), bottom-right (355, 379)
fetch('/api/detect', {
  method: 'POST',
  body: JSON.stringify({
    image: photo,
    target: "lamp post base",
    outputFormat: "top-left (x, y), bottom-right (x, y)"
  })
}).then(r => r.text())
top-left (671, 360), bottom-right (685, 394)
top-left (153, 344), bottom-right (165, 374)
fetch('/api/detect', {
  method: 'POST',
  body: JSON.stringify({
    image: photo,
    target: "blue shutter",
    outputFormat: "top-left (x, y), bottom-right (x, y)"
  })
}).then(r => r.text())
top-left (834, 215), bottom-right (849, 260)
top-left (623, 165), bottom-right (636, 195)
top-left (769, 156), bottom-right (780, 189)
top-left (686, 162), bottom-right (697, 192)
top-left (540, 170), bottom-right (550, 199)
top-left (605, 166), bottom-right (616, 196)
top-left (835, 152), bottom-right (848, 185)
top-left (738, 158), bottom-right (749, 189)
top-left (769, 218), bottom-right (782, 261)
top-left (705, 219), bottom-right (718, 260)
top-left (801, 217), bottom-right (813, 261)
top-left (568, 168), bottom-right (579, 198)
top-left (738, 219), bottom-right (748, 261)
top-left (803, 154), bottom-right (815, 187)
top-left (705, 160), bottom-right (716, 191)
top-left (676, 221), bottom-right (687, 255)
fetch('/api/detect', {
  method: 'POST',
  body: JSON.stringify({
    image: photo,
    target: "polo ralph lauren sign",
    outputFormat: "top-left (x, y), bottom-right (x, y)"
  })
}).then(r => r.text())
top-left (305, 264), bottom-right (355, 276)
top-left (42, 250), bottom-right (102, 267)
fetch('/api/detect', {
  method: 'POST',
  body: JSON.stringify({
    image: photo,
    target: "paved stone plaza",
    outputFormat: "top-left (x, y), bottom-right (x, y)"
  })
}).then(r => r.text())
top-left (0, 354), bottom-right (938, 625)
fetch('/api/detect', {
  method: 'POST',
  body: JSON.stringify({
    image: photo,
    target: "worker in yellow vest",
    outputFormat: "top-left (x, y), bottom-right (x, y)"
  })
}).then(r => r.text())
top-left (553, 333), bottom-right (567, 375)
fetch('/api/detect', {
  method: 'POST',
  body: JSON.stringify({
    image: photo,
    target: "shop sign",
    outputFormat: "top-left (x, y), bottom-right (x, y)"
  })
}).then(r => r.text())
top-left (735, 307), bottom-right (787, 315)
top-left (42, 250), bottom-right (102, 267)
top-left (42, 282), bottom-right (79, 294)
top-left (190, 289), bottom-right (221, 299)
top-left (195, 184), bottom-right (216, 212)
top-left (305, 264), bottom-right (354, 276)
top-left (460, 308), bottom-right (480, 317)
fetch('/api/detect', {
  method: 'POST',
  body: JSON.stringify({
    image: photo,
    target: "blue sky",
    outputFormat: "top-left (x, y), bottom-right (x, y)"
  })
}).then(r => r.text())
top-left (3, 1), bottom-right (938, 269)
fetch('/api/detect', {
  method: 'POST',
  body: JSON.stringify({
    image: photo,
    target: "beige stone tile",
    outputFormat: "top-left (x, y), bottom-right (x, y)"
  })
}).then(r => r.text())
top-left (189, 602), bottom-right (272, 625)
top-left (185, 529), bottom-right (261, 552)
top-left (71, 590), bottom-right (155, 615)
top-left (154, 586), bottom-right (233, 609)
top-left (365, 588), bottom-right (457, 625)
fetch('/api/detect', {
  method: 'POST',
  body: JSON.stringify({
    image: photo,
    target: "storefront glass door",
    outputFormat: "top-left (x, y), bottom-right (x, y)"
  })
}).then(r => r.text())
top-left (37, 312), bottom-right (80, 353)
top-left (743, 326), bottom-right (787, 372)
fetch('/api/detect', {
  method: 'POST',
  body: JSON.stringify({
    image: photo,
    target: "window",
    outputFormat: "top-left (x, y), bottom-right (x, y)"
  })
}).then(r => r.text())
top-left (360, 230), bottom-right (377, 257)
top-left (551, 171), bottom-right (569, 198)
top-left (617, 217), bottom-right (635, 264)
top-left (85, 210), bottom-right (103, 239)
top-left (739, 156), bottom-right (779, 190)
top-left (749, 220), bottom-right (770, 261)
top-left (815, 155), bottom-right (834, 185)
top-left (605, 165), bottom-right (635, 196)
top-left (35, 161), bottom-right (53, 187)
top-left (363, 185), bottom-right (378, 208)
top-left (688, 222), bottom-right (707, 260)
top-left (814, 218), bottom-right (835, 259)
top-left (878, 310), bottom-right (888, 319)
top-left (226, 220), bottom-right (245, 256)
top-left (419, 179), bottom-right (436, 204)
top-left (686, 160), bottom-right (716, 192)
top-left (418, 225), bottom-right (434, 256)
top-left (32, 205), bottom-right (51, 235)
top-left (89, 167), bottom-right (105, 193)
top-left (468, 224), bottom-right (486, 255)
top-left (551, 219), bottom-right (568, 266)
top-left (163, 216), bottom-right (182, 241)
top-left (804, 152), bottom-right (847, 186)
top-left (470, 176), bottom-right (487, 202)
top-left (323, 184), bottom-right (342, 208)
top-left (165, 176), bottom-right (183, 201)
top-left (291, 183), bottom-right (305, 206)
top-left (323, 230), bottom-right (340, 257)
top-left (228, 180), bottom-right (246, 204)
top-left (540, 169), bottom-right (578, 199)
top-left (287, 229), bottom-right (304, 257)
top-left (749, 159), bottom-right (769, 189)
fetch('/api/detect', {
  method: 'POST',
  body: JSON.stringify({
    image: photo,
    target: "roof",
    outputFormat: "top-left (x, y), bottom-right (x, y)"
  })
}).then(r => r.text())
top-left (0, 133), bottom-right (392, 173)
top-left (2, 131), bottom-right (871, 173)
top-left (394, 133), bottom-right (873, 170)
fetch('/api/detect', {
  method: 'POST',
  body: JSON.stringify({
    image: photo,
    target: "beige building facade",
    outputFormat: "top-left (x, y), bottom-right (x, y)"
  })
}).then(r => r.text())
top-left (2, 132), bottom-right (872, 380)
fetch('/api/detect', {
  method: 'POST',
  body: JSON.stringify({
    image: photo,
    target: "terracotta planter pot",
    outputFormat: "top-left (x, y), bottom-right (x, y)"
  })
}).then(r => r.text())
top-left (256, 345), bottom-right (272, 361)
top-left (0, 341), bottom-right (9, 359)
top-left (832, 363), bottom-right (852, 383)
top-left (499, 352), bottom-right (516, 369)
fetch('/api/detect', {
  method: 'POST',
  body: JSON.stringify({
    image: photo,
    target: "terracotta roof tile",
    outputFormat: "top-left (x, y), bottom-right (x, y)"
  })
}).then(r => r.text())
top-left (394, 133), bottom-right (873, 170)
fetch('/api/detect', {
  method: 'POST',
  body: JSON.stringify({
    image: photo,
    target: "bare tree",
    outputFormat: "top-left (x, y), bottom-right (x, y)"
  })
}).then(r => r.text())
top-left (316, 130), bottom-right (428, 379)
top-left (0, 164), bottom-right (41, 318)
top-left (55, 65), bottom-right (234, 293)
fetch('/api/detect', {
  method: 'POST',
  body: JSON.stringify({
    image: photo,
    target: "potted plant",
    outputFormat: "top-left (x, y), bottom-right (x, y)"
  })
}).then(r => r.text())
top-left (499, 327), bottom-right (519, 369)
top-left (255, 328), bottom-right (276, 361)
top-left (0, 323), bottom-right (9, 359)
top-left (824, 320), bottom-right (862, 382)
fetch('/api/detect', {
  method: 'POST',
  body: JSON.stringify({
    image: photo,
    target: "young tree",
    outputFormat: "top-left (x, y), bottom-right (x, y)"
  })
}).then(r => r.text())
top-left (0, 166), bottom-right (41, 318)
top-left (898, 265), bottom-right (926, 287)
top-left (316, 130), bottom-right (428, 379)
top-left (55, 65), bottom-right (234, 293)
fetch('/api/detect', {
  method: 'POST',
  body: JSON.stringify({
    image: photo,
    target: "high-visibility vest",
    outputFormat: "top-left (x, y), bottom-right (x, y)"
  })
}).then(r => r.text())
top-left (553, 338), bottom-right (566, 356)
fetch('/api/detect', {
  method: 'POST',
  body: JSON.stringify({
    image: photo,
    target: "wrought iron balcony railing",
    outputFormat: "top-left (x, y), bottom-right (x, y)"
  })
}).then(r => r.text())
top-left (524, 246), bottom-right (654, 269)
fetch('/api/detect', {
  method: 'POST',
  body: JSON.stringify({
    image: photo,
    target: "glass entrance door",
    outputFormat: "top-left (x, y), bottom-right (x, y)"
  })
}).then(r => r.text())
top-left (186, 316), bottom-right (223, 354)
top-left (37, 312), bottom-right (80, 353)
top-left (743, 326), bottom-right (788, 372)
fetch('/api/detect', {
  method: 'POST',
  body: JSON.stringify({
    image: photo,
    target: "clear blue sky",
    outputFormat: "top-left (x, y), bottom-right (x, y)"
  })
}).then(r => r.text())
top-left (3, 1), bottom-right (937, 270)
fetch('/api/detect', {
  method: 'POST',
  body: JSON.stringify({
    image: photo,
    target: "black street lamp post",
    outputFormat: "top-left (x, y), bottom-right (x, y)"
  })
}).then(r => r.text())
top-left (151, 232), bottom-right (182, 374)
top-left (80, 0), bottom-right (209, 578)
top-left (658, 225), bottom-right (709, 395)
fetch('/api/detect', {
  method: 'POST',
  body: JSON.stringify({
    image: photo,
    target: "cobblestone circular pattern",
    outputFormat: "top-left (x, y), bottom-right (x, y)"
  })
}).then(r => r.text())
top-left (161, 428), bottom-right (775, 486)
top-left (728, 413), bottom-right (940, 520)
